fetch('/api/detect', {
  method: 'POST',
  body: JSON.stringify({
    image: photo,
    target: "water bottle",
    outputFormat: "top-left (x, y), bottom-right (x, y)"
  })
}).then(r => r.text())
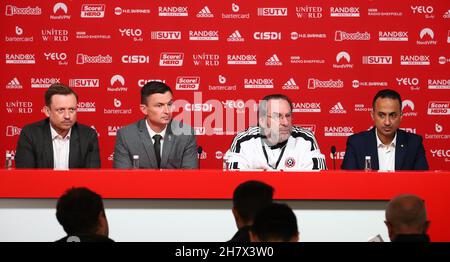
top-left (364, 156), bottom-right (372, 171)
top-left (5, 151), bottom-right (12, 169)
top-left (132, 155), bottom-right (139, 169)
top-left (222, 157), bottom-right (229, 171)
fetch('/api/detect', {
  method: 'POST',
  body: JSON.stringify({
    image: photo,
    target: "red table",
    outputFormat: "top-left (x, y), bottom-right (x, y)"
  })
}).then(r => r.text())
top-left (1, 169), bottom-right (449, 241)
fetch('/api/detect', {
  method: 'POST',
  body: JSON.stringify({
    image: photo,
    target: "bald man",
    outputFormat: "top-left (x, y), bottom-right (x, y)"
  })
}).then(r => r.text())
top-left (385, 194), bottom-right (430, 242)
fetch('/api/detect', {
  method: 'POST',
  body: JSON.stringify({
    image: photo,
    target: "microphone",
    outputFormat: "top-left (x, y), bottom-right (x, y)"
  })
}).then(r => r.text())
top-left (331, 146), bottom-right (336, 171)
top-left (197, 146), bottom-right (203, 169)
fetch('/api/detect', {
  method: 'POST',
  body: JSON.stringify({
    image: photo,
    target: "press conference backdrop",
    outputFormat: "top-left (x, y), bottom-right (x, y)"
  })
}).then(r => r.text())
top-left (1, 1), bottom-right (449, 169)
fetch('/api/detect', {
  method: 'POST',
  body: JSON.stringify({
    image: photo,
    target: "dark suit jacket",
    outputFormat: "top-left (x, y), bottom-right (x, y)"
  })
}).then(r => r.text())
top-left (113, 119), bottom-right (198, 169)
top-left (15, 118), bottom-right (100, 168)
top-left (229, 226), bottom-right (251, 242)
top-left (341, 128), bottom-right (429, 170)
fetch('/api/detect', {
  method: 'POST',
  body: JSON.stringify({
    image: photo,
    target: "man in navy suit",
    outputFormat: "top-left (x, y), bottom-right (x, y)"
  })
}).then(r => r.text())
top-left (342, 89), bottom-right (428, 170)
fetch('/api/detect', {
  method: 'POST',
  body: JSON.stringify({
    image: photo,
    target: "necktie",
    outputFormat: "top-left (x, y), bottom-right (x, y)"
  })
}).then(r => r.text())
top-left (153, 134), bottom-right (162, 168)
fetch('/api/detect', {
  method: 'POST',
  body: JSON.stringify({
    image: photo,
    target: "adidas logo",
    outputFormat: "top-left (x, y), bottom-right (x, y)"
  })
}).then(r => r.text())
top-left (282, 78), bottom-right (299, 89)
top-left (227, 30), bottom-right (244, 42)
top-left (265, 54), bottom-right (282, 66)
top-left (6, 77), bottom-right (23, 89)
top-left (197, 6), bottom-right (214, 18)
top-left (329, 102), bottom-right (347, 114)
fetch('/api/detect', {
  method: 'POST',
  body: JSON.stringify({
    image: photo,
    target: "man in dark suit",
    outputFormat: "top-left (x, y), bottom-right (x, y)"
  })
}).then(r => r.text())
top-left (229, 180), bottom-right (274, 242)
top-left (342, 89), bottom-right (428, 170)
top-left (15, 84), bottom-right (100, 168)
top-left (56, 187), bottom-right (114, 242)
top-left (113, 81), bottom-right (198, 169)
top-left (385, 194), bottom-right (430, 242)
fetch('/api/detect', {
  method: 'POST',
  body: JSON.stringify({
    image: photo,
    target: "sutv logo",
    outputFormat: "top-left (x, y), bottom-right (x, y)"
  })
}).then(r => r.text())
top-left (329, 102), bottom-right (347, 114)
top-left (265, 54), bottom-right (282, 66)
top-left (197, 6), bottom-right (213, 18)
top-left (257, 8), bottom-right (288, 16)
top-left (227, 30), bottom-right (244, 42)
top-left (362, 56), bottom-right (392, 65)
top-left (69, 79), bottom-right (99, 88)
top-left (282, 78), bottom-right (299, 90)
top-left (151, 31), bottom-right (181, 40)
top-left (6, 78), bottom-right (23, 89)
top-left (51, 2), bottom-right (70, 20)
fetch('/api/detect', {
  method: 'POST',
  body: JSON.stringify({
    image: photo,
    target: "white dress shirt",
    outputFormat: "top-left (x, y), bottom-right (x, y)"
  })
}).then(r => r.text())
top-left (50, 125), bottom-right (71, 170)
top-left (145, 120), bottom-right (166, 157)
top-left (376, 131), bottom-right (396, 171)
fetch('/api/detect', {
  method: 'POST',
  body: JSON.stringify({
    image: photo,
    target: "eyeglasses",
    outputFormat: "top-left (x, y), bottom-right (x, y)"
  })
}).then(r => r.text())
top-left (267, 113), bottom-right (292, 122)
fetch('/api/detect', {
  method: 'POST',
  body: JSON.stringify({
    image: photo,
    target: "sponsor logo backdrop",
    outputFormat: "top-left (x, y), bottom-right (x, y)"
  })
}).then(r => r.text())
top-left (1, 1), bottom-right (449, 169)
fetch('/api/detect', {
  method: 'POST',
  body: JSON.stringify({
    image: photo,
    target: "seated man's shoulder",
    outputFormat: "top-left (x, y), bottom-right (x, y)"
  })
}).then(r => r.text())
top-left (233, 126), bottom-right (261, 141)
top-left (347, 129), bottom-right (372, 141)
top-left (291, 126), bottom-right (316, 138)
